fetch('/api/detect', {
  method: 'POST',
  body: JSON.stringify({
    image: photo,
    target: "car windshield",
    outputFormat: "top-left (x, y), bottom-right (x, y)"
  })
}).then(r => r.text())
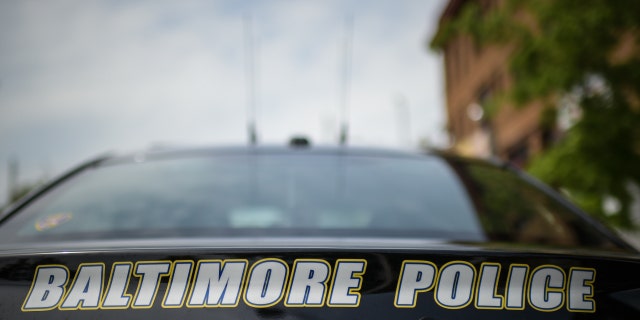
top-left (0, 152), bottom-right (620, 249)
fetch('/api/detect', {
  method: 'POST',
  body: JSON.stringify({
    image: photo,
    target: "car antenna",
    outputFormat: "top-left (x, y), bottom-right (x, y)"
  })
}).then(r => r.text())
top-left (339, 14), bottom-right (353, 146)
top-left (245, 14), bottom-right (258, 145)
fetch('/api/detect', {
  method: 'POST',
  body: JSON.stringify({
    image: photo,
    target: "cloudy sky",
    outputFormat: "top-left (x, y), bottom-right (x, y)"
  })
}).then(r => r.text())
top-left (0, 0), bottom-right (447, 206)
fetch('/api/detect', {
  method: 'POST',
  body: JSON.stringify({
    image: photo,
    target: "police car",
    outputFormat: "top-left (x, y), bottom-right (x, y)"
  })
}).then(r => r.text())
top-left (0, 144), bottom-right (638, 319)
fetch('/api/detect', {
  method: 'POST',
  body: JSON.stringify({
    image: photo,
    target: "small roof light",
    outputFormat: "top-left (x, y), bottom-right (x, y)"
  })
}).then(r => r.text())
top-left (289, 136), bottom-right (311, 148)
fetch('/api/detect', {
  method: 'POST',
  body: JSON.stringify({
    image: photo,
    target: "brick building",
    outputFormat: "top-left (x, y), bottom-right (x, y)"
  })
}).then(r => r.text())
top-left (434, 0), bottom-right (550, 166)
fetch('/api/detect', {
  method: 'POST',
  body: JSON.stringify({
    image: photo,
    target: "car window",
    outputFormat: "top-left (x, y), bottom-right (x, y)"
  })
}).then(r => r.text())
top-left (0, 154), bottom-right (482, 241)
top-left (0, 153), bottom-right (621, 249)
top-left (448, 161), bottom-right (615, 248)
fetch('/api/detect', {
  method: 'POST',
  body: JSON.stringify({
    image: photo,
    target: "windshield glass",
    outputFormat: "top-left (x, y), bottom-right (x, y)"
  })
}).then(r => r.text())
top-left (0, 152), bottom-right (620, 249)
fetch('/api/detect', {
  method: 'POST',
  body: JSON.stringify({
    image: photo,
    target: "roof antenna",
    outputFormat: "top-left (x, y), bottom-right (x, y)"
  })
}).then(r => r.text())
top-left (339, 14), bottom-right (353, 145)
top-left (245, 14), bottom-right (258, 145)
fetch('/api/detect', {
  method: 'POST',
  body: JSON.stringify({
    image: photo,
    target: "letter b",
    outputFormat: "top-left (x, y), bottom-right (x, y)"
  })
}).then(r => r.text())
top-left (22, 266), bottom-right (69, 311)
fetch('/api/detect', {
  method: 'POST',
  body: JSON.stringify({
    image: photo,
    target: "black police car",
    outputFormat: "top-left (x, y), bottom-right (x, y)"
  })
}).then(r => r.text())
top-left (0, 145), bottom-right (638, 319)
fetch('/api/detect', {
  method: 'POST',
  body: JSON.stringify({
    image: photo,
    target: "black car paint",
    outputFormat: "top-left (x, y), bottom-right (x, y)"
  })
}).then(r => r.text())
top-left (2, 245), bottom-right (639, 319)
top-left (0, 146), bottom-right (638, 319)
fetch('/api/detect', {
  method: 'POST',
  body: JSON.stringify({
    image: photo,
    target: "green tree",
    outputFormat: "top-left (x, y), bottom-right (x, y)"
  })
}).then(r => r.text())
top-left (432, 0), bottom-right (640, 228)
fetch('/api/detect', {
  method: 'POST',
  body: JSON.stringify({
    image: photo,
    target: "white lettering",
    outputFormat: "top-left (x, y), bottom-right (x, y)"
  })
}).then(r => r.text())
top-left (21, 259), bottom-right (598, 313)
top-left (568, 268), bottom-right (595, 312)
top-left (475, 263), bottom-right (503, 309)
top-left (286, 260), bottom-right (330, 306)
top-left (394, 261), bottom-right (436, 308)
top-left (505, 264), bottom-right (528, 309)
top-left (529, 266), bottom-right (565, 311)
top-left (132, 262), bottom-right (170, 308)
top-left (244, 259), bottom-right (289, 307)
top-left (101, 263), bottom-right (132, 308)
top-left (22, 266), bottom-right (69, 311)
top-left (60, 264), bottom-right (104, 309)
top-left (435, 262), bottom-right (476, 309)
top-left (327, 259), bottom-right (366, 306)
top-left (187, 260), bottom-right (247, 307)
top-left (163, 261), bottom-right (193, 308)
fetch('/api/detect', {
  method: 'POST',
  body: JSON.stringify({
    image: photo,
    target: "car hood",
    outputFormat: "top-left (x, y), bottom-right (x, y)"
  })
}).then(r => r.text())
top-left (1, 238), bottom-right (639, 319)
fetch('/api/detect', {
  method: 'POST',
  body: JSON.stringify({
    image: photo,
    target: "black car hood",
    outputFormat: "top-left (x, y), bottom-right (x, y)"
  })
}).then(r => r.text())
top-left (1, 238), bottom-right (639, 319)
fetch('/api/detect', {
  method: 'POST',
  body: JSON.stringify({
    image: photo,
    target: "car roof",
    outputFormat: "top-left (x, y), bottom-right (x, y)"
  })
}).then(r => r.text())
top-left (97, 144), bottom-right (499, 168)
